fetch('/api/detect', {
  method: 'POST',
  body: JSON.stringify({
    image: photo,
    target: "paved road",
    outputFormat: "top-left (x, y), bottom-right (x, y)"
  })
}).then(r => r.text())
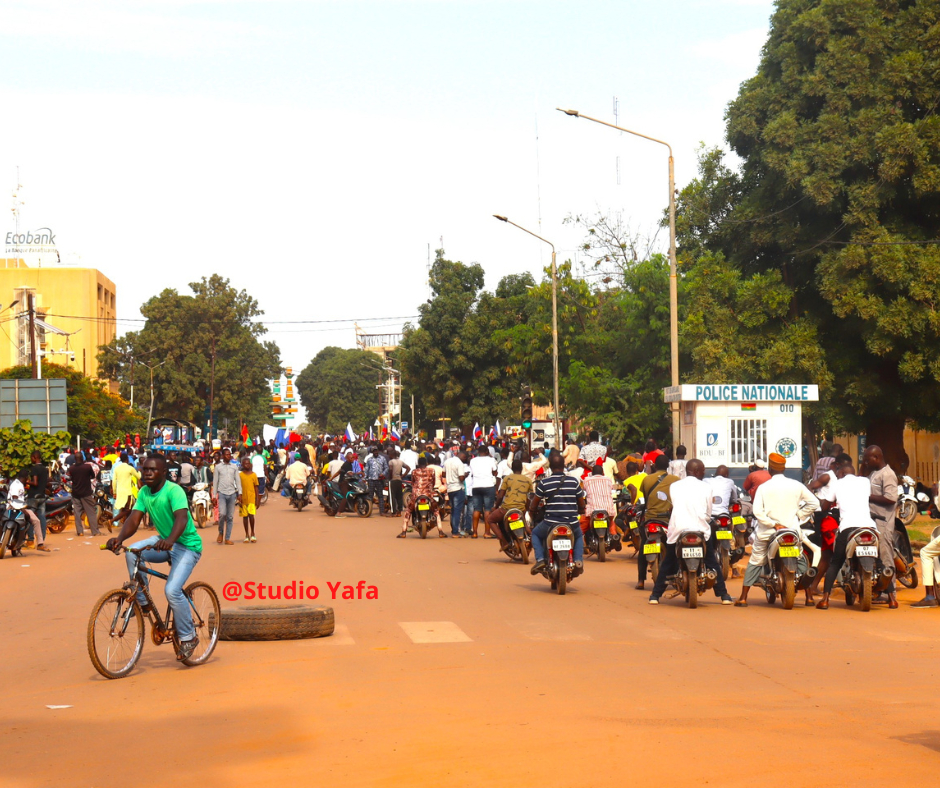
top-left (3, 497), bottom-right (939, 787)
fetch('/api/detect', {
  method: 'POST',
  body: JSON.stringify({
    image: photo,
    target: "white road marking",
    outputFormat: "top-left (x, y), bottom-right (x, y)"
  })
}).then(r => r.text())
top-left (399, 621), bottom-right (472, 643)
top-left (326, 623), bottom-right (355, 645)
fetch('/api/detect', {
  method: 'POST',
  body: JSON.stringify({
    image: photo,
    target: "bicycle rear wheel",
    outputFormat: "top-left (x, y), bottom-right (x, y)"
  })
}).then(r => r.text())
top-left (180, 581), bottom-right (221, 666)
top-left (87, 589), bottom-right (145, 679)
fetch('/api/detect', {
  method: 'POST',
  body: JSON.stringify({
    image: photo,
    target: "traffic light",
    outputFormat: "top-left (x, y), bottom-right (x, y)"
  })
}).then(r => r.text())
top-left (521, 387), bottom-right (533, 430)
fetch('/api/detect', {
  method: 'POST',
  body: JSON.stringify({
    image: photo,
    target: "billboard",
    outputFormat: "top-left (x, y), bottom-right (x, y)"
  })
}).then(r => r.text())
top-left (0, 378), bottom-right (68, 433)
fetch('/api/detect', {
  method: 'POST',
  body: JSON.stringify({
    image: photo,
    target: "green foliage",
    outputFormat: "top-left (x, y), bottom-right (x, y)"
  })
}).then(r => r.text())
top-left (676, 1), bottom-right (940, 451)
top-left (295, 347), bottom-right (384, 435)
top-left (0, 362), bottom-right (142, 445)
top-left (97, 275), bottom-right (281, 432)
top-left (0, 420), bottom-right (70, 477)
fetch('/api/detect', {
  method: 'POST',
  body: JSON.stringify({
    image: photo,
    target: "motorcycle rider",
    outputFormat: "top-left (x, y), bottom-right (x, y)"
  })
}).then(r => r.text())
top-left (735, 452), bottom-right (819, 607)
top-left (815, 461), bottom-right (879, 609)
top-left (582, 462), bottom-right (617, 541)
top-left (706, 465), bottom-right (738, 517)
top-left (485, 457), bottom-right (533, 552)
top-left (398, 455), bottom-right (447, 538)
top-left (861, 445), bottom-right (899, 608)
top-left (649, 459), bottom-right (732, 605)
top-left (9, 468), bottom-right (50, 552)
top-left (635, 454), bottom-right (680, 590)
top-left (528, 450), bottom-right (586, 577)
top-left (287, 452), bottom-right (312, 502)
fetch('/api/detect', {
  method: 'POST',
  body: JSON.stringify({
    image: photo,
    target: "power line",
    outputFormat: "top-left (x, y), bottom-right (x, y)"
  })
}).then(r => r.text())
top-left (38, 313), bottom-right (419, 327)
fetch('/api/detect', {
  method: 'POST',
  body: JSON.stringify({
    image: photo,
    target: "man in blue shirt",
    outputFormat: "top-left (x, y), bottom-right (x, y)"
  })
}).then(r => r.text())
top-left (528, 450), bottom-right (586, 576)
top-left (364, 445), bottom-right (390, 517)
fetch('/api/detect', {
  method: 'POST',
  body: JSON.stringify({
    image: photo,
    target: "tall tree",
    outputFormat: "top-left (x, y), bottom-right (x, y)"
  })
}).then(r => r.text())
top-left (677, 0), bottom-right (940, 466)
top-left (98, 275), bottom-right (281, 434)
top-left (295, 347), bottom-right (384, 435)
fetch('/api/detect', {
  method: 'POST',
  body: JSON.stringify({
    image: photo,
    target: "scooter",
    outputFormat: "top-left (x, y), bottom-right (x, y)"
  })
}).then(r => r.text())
top-left (835, 527), bottom-right (894, 611)
top-left (751, 526), bottom-right (821, 609)
top-left (0, 507), bottom-right (29, 559)
top-left (190, 482), bottom-right (211, 528)
top-left (670, 530), bottom-right (717, 609)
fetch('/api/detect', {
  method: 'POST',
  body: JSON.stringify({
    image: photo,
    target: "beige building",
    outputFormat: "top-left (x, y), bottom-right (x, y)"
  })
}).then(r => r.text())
top-left (0, 258), bottom-right (116, 378)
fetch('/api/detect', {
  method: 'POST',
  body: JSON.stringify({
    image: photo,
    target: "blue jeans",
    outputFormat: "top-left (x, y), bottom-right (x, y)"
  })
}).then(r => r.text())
top-left (531, 519), bottom-right (584, 564)
top-left (125, 535), bottom-right (202, 641)
top-left (217, 492), bottom-right (237, 539)
top-left (448, 490), bottom-right (466, 535)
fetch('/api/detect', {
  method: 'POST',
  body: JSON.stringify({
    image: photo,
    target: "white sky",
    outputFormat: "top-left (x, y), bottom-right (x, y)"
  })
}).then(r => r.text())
top-left (0, 0), bottom-right (775, 378)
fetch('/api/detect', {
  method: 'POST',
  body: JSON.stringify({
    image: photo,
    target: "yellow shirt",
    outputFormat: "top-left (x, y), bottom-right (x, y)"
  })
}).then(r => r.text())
top-left (623, 472), bottom-right (647, 504)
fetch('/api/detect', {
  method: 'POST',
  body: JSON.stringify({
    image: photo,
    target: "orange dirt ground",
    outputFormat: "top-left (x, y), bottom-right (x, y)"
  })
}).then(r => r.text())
top-left (2, 498), bottom-right (939, 787)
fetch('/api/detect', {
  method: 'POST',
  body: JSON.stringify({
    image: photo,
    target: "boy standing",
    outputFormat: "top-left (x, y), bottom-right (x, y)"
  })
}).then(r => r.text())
top-left (238, 457), bottom-right (259, 543)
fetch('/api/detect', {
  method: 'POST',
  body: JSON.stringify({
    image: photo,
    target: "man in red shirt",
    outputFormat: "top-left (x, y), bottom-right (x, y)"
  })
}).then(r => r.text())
top-left (743, 459), bottom-right (771, 498)
top-left (642, 439), bottom-right (664, 472)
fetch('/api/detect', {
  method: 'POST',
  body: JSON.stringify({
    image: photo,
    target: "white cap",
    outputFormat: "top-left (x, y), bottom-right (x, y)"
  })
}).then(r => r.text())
top-left (753, 459), bottom-right (766, 469)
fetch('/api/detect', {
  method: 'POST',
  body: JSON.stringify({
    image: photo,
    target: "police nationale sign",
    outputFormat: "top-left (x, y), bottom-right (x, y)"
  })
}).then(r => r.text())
top-left (663, 384), bottom-right (819, 403)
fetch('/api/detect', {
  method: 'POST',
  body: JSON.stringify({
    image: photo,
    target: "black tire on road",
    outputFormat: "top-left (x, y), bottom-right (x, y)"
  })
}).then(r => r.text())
top-left (220, 604), bottom-right (335, 641)
top-left (556, 561), bottom-right (567, 595)
top-left (685, 569), bottom-right (698, 609)
top-left (47, 513), bottom-right (67, 534)
top-left (860, 569), bottom-right (873, 612)
top-left (517, 538), bottom-right (529, 565)
top-left (419, 519), bottom-right (428, 539)
top-left (781, 567), bottom-right (796, 610)
top-left (356, 497), bottom-right (373, 518)
top-left (649, 554), bottom-right (660, 583)
top-left (597, 538), bottom-right (606, 563)
top-left (0, 526), bottom-right (11, 560)
top-left (721, 550), bottom-right (731, 581)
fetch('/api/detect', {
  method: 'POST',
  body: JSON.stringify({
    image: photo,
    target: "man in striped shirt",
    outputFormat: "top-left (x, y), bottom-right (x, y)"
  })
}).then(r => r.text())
top-left (528, 450), bottom-right (586, 576)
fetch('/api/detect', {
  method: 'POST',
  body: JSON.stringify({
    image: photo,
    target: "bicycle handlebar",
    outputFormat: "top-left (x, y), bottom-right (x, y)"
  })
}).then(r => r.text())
top-left (100, 544), bottom-right (145, 554)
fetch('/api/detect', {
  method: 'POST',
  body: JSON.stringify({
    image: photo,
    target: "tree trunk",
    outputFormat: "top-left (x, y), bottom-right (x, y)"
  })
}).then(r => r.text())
top-left (865, 417), bottom-right (908, 475)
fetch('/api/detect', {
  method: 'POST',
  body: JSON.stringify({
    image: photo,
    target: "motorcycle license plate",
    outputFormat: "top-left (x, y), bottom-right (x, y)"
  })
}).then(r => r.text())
top-left (629, 521), bottom-right (638, 530)
top-left (552, 539), bottom-right (572, 551)
top-left (681, 547), bottom-right (704, 558)
top-left (855, 545), bottom-right (878, 557)
top-left (716, 530), bottom-right (733, 540)
top-left (778, 546), bottom-right (800, 558)
top-left (418, 504), bottom-right (430, 511)
top-left (732, 516), bottom-right (746, 526)
top-left (643, 542), bottom-right (661, 554)
top-left (508, 519), bottom-right (524, 530)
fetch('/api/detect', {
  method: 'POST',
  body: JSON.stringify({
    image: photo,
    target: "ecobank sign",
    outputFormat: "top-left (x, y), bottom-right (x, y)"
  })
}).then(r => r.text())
top-left (6, 228), bottom-right (56, 253)
top-left (664, 384), bottom-right (819, 403)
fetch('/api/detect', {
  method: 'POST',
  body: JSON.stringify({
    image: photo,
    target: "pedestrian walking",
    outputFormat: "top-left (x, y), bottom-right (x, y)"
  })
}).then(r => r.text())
top-left (239, 457), bottom-right (259, 542)
top-left (212, 447), bottom-right (241, 545)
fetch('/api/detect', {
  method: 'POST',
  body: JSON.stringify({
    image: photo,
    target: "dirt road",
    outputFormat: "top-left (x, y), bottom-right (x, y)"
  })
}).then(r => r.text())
top-left (2, 499), bottom-right (939, 787)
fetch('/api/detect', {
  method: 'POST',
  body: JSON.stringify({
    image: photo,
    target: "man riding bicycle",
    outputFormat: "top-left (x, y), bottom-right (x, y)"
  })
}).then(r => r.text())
top-left (106, 454), bottom-right (204, 661)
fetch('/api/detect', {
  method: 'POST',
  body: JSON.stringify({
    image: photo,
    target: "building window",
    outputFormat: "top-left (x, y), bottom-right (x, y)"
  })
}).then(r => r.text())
top-left (729, 418), bottom-right (767, 464)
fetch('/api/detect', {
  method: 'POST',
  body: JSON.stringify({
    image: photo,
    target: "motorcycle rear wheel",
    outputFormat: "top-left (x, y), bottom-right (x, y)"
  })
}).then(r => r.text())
top-left (649, 555), bottom-right (661, 582)
top-left (47, 513), bottom-right (67, 533)
top-left (556, 563), bottom-right (567, 595)
top-left (721, 550), bottom-right (731, 581)
top-left (860, 570), bottom-right (873, 612)
top-left (685, 570), bottom-right (698, 609)
top-left (781, 568), bottom-right (796, 610)
top-left (597, 539), bottom-right (606, 562)
top-left (517, 538), bottom-right (529, 565)
top-left (419, 520), bottom-right (428, 539)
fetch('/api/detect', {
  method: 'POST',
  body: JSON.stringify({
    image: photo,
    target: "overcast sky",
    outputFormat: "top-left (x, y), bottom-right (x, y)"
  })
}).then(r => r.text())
top-left (0, 0), bottom-right (775, 379)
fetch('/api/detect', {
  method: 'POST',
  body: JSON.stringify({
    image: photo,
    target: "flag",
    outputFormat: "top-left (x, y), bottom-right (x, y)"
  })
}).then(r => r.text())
top-left (240, 424), bottom-right (250, 446)
top-left (473, 422), bottom-right (482, 440)
top-left (390, 426), bottom-right (401, 442)
top-left (495, 420), bottom-right (501, 436)
top-left (741, 403), bottom-right (756, 411)
top-left (489, 423), bottom-right (497, 439)
top-left (382, 423), bottom-right (389, 440)
top-left (345, 422), bottom-right (357, 442)
top-left (366, 426), bottom-right (372, 441)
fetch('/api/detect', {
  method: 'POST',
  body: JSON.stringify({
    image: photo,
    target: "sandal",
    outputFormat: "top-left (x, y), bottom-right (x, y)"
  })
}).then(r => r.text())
top-left (396, 532), bottom-right (407, 539)
top-left (482, 535), bottom-right (497, 540)
top-left (438, 531), bottom-right (448, 538)
top-left (815, 599), bottom-right (829, 610)
top-left (733, 600), bottom-right (748, 607)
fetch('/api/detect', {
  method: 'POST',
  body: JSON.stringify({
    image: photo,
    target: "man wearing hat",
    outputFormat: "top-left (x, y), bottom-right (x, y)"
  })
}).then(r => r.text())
top-left (735, 452), bottom-right (819, 606)
top-left (743, 459), bottom-right (771, 499)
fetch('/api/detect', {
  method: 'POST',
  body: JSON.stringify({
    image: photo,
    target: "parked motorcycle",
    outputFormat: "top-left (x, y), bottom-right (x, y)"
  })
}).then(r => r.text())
top-left (584, 509), bottom-right (619, 562)
top-left (318, 474), bottom-right (373, 517)
top-left (835, 527), bottom-right (894, 612)
top-left (751, 526), bottom-right (820, 609)
top-left (0, 507), bottom-right (29, 559)
top-left (190, 482), bottom-right (211, 528)
top-left (670, 530), bottom-right (717, 608)
top-left (44, 488), bottom-right (73, 533)
top-left (898, 475), bottom-right (930, 526)
top-left (534, 522), bottom-right (578, 595)
top-left (500, 508), bottom-right (529, 564)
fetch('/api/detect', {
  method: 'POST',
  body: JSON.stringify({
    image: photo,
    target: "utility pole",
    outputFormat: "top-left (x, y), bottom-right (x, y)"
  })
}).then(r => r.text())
top-left (27, 292), bottom-right (39, 379)
top-left (141, 359), bottom-right (167, 440)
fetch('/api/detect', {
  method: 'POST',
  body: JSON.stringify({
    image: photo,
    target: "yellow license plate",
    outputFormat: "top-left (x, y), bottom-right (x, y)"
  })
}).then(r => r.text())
top-left (643, 543), bottom-right (661, 554)
top-left (716, 530), bottom-right (733, 540)
top-left (732, 516), bottom-right (746, 525)
top-left (508, 519), bottom-right (524, 530)
top-left (778, 546), bottom-right (800, 557)
top-left (629, 521), bottom-right (638, 530)
top-left (417, 504), bottom-right (430, 510)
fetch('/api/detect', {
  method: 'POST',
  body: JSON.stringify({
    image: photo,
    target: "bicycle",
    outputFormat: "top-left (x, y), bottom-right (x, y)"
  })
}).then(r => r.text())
top-left (87, 544), bottom-right (220, 679)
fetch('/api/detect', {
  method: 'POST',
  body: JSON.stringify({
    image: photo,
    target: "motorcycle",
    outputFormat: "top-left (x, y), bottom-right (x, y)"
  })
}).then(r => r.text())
top-left (669, 530), bottom-right (717, 608)
top-left (583, 509), bottom-right (619, 562)
top-left (751, 526), bottom-right (820, 610)
top-left (891, 517), bottom-right (919, 588)
top-left (44, 488), bottom-right (73, 533)
top-left (291, 483), bottom-right (310, 511)
top-left (500, 508), bottom-right (529, 564)
top-left (535, 522), bottom-right (579, 595)
top-left (412, 494), bottom-right (435, 538)
top-left (318, 474), bottom-right (373, 517)
top-left (190, 482), bottom-right (211, 529)
top-left (898, 475), bottom-right (930, 526)
top-left (835, 526), bottom-right (894, 612)
top-left (712, 513), bottom-right (735, 580)
top-left (730, 501), bottom-right (754, 571)
top-left (94, 482), bottom-right (115, 533)
top-left (640, 517), bottom-right (669, 581)
top-left (614, 493), bottom-right (642, 554)
top-left (0, 507), bottom-right (29, 559)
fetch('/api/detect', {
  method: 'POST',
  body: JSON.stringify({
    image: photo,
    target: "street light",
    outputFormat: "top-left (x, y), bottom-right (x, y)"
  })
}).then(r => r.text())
top-left (493, 215), bottom-right (562, 449)
top-left (557, 107), bottom-right (681, 444)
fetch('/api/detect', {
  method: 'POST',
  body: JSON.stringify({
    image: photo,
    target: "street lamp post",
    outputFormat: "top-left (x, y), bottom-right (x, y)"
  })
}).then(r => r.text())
top-left (493, 215), bottom-right (562, 449)
top-left (557, 108), bottom-right (681, 444)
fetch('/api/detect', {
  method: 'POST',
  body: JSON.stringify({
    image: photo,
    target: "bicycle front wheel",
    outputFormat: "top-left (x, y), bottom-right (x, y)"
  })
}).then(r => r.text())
top-left (180, 581), bottom-right (221, 666)
top-left (87, 589), bottom-right (145, 679)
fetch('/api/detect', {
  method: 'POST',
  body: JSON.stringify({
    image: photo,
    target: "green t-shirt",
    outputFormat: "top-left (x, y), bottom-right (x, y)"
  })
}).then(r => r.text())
top-left (134, 481), bottom-right (203, 553)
